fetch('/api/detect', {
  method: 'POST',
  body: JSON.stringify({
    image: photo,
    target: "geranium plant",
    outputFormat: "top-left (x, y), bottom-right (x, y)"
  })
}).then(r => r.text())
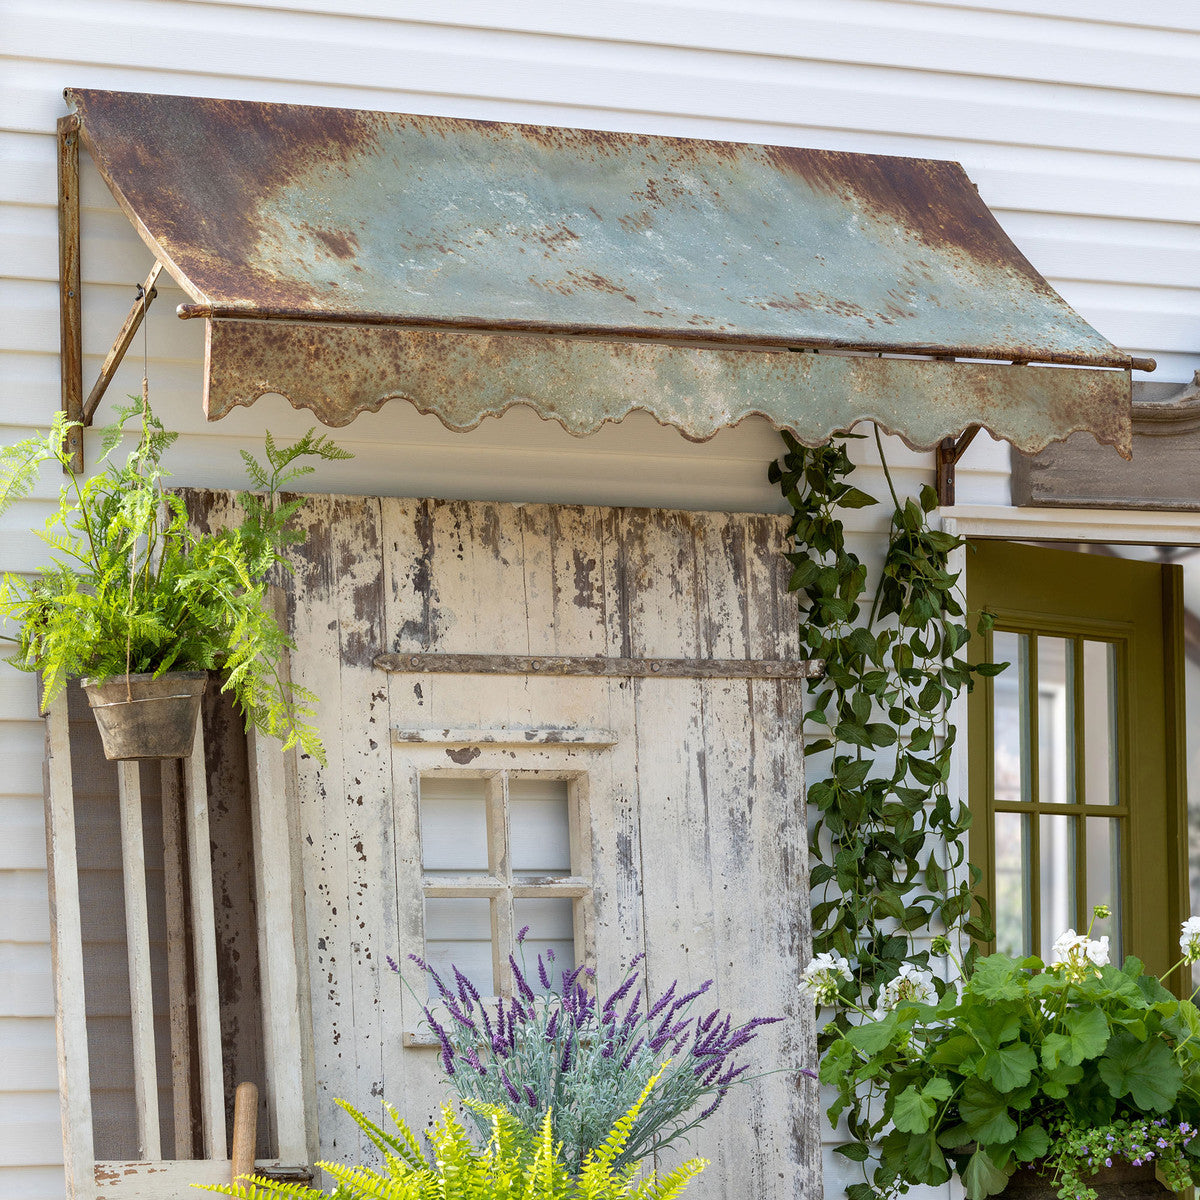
top-left (398, 935), bottom-right (790, 1172)
top-left (816, 912), bottom-right (1200, 1200)
top-left (198, 1067), bottom-right (706, 1200)
top-left (0, 398), bottom-right (350, 761)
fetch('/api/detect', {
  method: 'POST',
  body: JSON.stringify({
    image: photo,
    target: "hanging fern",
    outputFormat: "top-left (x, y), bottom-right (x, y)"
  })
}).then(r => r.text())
top-left (769, 429), bottom-right (999, 1036)
top-left (0, 397), bottom-right (351, 763)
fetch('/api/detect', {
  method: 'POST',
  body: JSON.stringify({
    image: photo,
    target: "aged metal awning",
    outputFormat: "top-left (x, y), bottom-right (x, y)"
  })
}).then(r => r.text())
top-left (59, 88), bottom-right (1150, 476)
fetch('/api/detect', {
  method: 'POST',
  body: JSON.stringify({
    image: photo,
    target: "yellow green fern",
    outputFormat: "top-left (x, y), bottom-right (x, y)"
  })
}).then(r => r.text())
top-left (195, 1071), bottom-right (706, 1200)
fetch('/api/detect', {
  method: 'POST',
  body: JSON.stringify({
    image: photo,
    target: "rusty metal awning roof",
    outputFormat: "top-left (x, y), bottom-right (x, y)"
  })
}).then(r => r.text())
top-left (64, 88), bottom-right (1146, 456)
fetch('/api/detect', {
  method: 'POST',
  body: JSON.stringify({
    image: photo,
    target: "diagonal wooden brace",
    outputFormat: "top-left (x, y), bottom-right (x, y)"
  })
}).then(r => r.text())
top-left (82, 264), bottom-right (163, 425)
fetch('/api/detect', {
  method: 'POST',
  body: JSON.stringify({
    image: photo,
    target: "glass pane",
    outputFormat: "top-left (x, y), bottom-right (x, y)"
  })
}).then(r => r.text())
top-left (1085, 818), bottom-right (1122, 957)
top-left (992, 631), bottom-right (1030, 806)
top-left (513, 896), bottom-right (576, 988)
top-left (509, 779), bottom-right (571, 880)
top-left (1038, 637), bottom-right (1074, 807)
top-left (1040, 813), bottom-right (1076, 959)
top-left (994, 811), bottom-right (1031, 957)
top-left (1082, 641), bottom-right (1119, 807)
top-left (420, 776), bottom-right (489, 875)
top-left (424, 897), bottom-right (494, 997)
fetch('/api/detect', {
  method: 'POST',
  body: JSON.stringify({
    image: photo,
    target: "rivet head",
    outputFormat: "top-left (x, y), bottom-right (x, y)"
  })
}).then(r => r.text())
top-left (409, 655), bottom-right (420, 667)
top-left (651, 662), bottom-right (661, 673)
top-left (531, 660), bottom-right (541, 671)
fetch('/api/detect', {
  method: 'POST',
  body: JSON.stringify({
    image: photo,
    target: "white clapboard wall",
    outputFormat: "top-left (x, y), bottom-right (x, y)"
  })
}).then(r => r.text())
top-left (2, 3), bottom-right (1199, 1198)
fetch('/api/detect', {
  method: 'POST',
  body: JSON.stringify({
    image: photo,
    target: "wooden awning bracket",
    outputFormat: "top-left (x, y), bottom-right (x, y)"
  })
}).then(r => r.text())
top-left (935, 424), bottom-right (982, 507)
top-left (58, 114), bottom-right (164, 473)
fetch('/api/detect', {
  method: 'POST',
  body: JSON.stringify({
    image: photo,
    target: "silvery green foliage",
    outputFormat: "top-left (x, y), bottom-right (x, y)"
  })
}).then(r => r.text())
top-left (397, 940), bottom-right (789, 1173)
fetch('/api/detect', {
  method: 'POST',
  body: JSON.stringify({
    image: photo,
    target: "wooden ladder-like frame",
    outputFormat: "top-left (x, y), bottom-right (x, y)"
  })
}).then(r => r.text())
top-left (43, 697), bottom-right (316, 1199)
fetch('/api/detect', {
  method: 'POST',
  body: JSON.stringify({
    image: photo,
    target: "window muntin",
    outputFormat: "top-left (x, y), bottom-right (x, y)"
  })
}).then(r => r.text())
top-left (986, 626), bottom-right (1127, 960)
top-left (417, 770), bottom-right (590, 1001)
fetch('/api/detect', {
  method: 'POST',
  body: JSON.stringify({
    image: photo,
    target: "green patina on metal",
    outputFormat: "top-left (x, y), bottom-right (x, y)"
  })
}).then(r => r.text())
top-left (65, 88), bottom-right (1142, 454)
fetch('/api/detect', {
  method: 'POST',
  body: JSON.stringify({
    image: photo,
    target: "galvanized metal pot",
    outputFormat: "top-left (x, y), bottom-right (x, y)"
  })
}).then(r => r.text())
top-left (81, 670), bottom-right (208, 761)
top-left (1003, 1162), bottom-right (1170, 1200)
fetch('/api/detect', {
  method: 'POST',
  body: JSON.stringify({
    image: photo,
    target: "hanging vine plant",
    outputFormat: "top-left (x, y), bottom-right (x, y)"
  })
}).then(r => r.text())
top-left (769, 428), bottom-right (1000, 1039)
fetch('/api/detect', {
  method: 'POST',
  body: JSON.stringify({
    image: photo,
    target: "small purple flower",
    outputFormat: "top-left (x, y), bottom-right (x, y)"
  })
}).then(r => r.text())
top-left (1158, 1140), bottom-right (1168, 1149)
top-left (647, 982), bottom-right (678, 1023)
top-left (516, 925), bottom-right (530, 944)
top-left (620, 1037), bottom-right (645, 1069)
top-left (509, 955), bottom-right (536, 1004)
top-left (538, 955), bottom-right (552, 990)
top-left (560, 1040), bottom-right (573, 1073)
top-left (546, 948), bottom-right (556, 961)
top-left (524, 1084), bottom-right (538, 1109)
top-left (1133, 1160), bottom-right (1142, 1168)
top-left (603, 971), bottom-right (640, 1014)
top-left (499, 1067), bottom-right (520, 1105)
top-left (386, 955), bottom-right (401, 974)
top-left (1105, 1159), bottom-right (1112, 1168)
top-left (546, 1009), bottom-right (559, 1041)
top-left (453, 966), bottom-right (481, 1011)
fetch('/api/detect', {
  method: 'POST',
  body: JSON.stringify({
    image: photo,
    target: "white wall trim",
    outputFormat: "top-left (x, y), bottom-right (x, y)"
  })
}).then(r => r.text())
top-left (941, 504), bottom-right (1200, 546)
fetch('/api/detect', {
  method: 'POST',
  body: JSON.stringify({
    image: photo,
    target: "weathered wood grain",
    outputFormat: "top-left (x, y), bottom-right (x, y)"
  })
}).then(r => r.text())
top-left (115, 761), bottom-right (160, 1161)
top-left (183, 488), bottom-right (815, 1200)
top-left (43, 694), bottom-right (96, 1200)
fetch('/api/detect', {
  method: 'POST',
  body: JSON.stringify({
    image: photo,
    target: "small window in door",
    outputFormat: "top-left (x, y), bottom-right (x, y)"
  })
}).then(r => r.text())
top-left (417, 771), bottom-right (592, 999)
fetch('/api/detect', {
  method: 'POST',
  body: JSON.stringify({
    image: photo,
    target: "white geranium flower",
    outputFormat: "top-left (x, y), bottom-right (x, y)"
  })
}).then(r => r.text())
top-left (1051, 928), bottom-right (1108, 981)
top-left (1085, 935), bottom-right (1110, 967)
top-left (798, 952), bottom-right (852, 1006)
top-left (875, 962), bottom-right (935, 1014)
top-left (1180, 917), bottom-right (1200, 963)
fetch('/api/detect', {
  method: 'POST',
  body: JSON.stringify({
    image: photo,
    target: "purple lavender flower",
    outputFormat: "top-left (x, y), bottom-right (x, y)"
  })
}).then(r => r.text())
top-left (546, 1009), bottom-right (559, 1041)
top-left (620, 1037), bottom-right (644, 1070)
top-left (509, 955), bottom-right (536, 1004)
top-left (500, 1068), bottom-right (520, 1105)
top-left (386, 955), bottom-right (401, 974)
top-left (698, 1090), bottom-right (727, 1121)
top-left (538, 955), bottom-right (552, 990)
top-left (561, 1040), bottom-right (573, 1073)
top-left (603, 971), bottom-right (640, 1014)
top-left (647, 982), bottom-right (678, 1023)
top-left (545, 948), bottom-right (556, 961)
top-left (464, 1047), bottom-right (487, 1077)
top-left (524, 1084), bottom-right (538, 1109)
top-left (410, 953), bottom-right (454, 1003)
top-left (516, 925), bottom-right (530, 944)
top-left (453, 966), bottom-right (481, 1011)
top-left (697, 1009), bottom-right (719, 1034)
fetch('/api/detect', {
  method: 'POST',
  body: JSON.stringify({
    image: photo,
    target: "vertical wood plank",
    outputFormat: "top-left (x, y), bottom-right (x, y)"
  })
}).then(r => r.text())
top-left (284, 492), bottom-right (353, 1157)
top-left (184, 720), bottom-right (227, 1159)
top-left (332, 496), bottom-right (392, 1154)
top-left (247, 721), bottom-right (310, 1165)
top-left (57, 114), bottom-right (83, 474)
top-left (116, 761), bottom-right (161, 1161)
top-left (44, 694), bottom-right (96, 1200)
top-left (158, 761), bottom-right (194, 1160)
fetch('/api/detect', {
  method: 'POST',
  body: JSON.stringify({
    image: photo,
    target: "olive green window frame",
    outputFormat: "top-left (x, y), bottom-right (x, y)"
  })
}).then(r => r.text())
top-left (966, 539), bottom-right (1188, 988)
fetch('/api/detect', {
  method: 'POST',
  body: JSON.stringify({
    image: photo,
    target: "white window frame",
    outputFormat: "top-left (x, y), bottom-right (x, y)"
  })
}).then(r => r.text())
top-left (399, 766), bottom-right (595, 1046)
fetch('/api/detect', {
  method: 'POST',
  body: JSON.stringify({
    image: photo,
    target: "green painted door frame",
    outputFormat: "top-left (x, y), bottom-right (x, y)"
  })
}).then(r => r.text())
top-left (966, 539), bottom-right (1188, 988)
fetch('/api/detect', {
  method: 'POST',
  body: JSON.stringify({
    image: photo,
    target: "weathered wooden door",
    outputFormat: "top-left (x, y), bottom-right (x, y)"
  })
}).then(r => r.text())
top-left (281, 495), bottom-right (818, 1200)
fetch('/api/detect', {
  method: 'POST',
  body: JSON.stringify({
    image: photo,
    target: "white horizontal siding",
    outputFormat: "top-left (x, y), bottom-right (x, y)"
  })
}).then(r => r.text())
top-left (1, 2), bottom-right (1197, 1196)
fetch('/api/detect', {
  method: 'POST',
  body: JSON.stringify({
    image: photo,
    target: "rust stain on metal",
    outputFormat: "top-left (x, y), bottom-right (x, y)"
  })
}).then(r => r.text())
top-left (64, 87), bottom-right (1142, 454)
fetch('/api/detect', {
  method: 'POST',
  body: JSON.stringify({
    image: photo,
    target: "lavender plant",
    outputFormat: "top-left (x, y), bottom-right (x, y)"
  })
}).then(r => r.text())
top-left (393, 937), bottom-right (786, 1172)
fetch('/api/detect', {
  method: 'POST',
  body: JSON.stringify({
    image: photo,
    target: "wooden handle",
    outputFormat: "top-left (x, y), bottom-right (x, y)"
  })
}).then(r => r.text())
top-left (231, 1081), bottom-right (259, 1185)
